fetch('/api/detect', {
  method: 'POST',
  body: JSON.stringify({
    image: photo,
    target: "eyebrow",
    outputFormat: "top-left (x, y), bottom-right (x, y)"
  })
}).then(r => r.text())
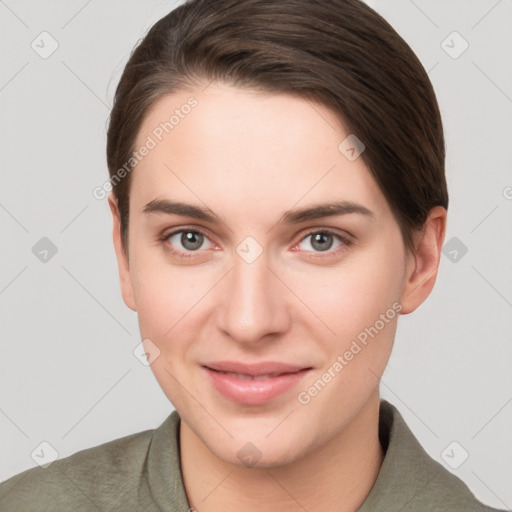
top-left (279, 201), bottom-right (374, 223)
top-left (142, 199), bottom-right (374, 224)
top-left (143, 199), bottom-right (222, 223)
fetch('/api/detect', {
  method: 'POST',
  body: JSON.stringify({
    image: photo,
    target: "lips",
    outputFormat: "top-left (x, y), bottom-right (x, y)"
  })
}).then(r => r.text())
top-left (203, 360), bottom-right (309, 376)
top-left (215, 371), bottom-right (286, 380)
top-left (202, 361), bottom-right (312, 405)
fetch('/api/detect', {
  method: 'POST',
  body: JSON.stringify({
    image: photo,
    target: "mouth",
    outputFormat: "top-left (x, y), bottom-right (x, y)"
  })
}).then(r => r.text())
top-left (201, 361), bottom-right (312, 405)
top-left (207, 369), bottom-right (298, 380)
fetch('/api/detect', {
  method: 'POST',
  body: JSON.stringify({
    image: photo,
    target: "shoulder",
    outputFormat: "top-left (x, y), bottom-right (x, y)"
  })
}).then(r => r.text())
top-left (0, 427), bottom-right (155, 512)
top-left (360, 400), bottom-right (506, 512)
top-left (408, 456), bottom-right (505, 512)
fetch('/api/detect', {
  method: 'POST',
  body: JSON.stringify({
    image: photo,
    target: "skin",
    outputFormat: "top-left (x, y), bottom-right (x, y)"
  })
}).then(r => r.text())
top-left (109, 81), bottom-right (446, 512)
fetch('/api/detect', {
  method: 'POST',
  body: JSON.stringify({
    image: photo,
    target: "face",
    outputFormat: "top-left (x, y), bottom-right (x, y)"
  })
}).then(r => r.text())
top-left (111, 81), bottom-right (422, 467)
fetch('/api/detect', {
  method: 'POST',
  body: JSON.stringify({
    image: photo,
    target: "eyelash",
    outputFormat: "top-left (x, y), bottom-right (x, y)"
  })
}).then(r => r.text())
top-left (158, 229), bottom-right (215, 259)
top-left (158, 227), bottom-right (353, 259)
top-left (296, 229), bottom-right (353, 258)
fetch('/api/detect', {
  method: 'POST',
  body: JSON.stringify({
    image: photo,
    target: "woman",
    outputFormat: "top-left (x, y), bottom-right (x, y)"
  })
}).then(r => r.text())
top-left (0, 0), bottom-right (505, 510)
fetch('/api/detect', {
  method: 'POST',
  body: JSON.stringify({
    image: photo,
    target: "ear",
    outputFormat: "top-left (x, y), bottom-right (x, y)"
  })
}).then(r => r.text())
top-left (399, 206), bottom-right (447, 314)
top-left (108, 193), bottom-right (136, 312)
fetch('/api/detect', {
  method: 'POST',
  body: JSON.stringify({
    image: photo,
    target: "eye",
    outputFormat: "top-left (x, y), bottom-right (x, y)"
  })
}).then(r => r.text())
top-left (165, 229), bottom-right (214, 254)
top-left (297, 230), bottom-right (349, 253)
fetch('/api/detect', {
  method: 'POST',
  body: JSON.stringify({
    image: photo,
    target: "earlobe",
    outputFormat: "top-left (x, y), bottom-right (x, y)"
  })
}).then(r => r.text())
top-left (399, 206), bottom-right (447, 315)
top-left (108, 193), bottom-right (137, 312)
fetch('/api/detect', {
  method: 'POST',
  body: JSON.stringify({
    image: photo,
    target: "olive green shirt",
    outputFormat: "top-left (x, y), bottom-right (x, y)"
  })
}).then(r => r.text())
top-left (0, 400), bottom-right (504, 511)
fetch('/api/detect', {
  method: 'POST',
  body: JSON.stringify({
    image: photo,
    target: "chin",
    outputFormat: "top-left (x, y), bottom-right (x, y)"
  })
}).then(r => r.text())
top-left (208, 430), bottom-right (312, 469)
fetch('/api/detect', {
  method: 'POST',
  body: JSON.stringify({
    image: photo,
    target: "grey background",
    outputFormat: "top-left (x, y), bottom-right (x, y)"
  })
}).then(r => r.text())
top-left (0, 0), bottom-right (510, 509)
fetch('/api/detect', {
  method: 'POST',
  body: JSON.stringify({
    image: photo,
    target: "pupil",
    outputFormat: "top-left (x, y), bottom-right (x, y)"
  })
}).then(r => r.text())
top-left (182, 231), bottom-right (203, 250)
top-left (312, 233), bottom-right (332, 251)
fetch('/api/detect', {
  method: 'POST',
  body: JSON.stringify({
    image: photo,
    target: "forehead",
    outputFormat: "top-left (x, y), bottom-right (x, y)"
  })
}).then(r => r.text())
top-left (130, 83), bottom-right (390, 222)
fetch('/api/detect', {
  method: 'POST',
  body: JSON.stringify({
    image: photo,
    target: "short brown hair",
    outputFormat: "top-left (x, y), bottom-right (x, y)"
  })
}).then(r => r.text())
top-left (106, 0), bottom-right (447, 253)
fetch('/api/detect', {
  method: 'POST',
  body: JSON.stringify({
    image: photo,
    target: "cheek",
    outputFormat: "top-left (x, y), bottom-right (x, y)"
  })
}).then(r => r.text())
top-left (292, 247), bottom-right (404, 422)
top-left (129, 252), bottom-right (199, 338)
top-left (289, 244), bottom-right (405, 341)
top-left (129, 258), bottom-right (210, 406)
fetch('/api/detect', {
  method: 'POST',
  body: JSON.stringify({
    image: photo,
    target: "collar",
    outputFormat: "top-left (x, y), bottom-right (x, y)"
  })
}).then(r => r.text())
top-left (143, 400), bottom-right (482, 511)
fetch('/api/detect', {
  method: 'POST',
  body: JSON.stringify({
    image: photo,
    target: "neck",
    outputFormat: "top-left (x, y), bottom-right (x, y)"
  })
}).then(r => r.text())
top-left (180, 392), bottom-right (384, 512)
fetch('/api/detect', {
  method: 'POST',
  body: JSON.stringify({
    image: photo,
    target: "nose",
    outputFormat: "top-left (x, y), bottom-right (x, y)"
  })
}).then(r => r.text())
top-left (215, 249), bottom-right (291, 345)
